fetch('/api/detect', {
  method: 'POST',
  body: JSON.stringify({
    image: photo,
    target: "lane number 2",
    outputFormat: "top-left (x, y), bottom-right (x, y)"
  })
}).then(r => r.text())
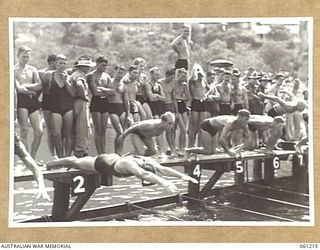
top-left (73, 175), bottom-right (86, 194)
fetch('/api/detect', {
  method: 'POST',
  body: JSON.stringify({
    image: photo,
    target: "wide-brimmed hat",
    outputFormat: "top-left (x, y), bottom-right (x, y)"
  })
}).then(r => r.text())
top-left (75, 54), bottom-right (95, 67)
top-left (209, 59), bottom-right (233, 68)
top-left (231, 68), bottom-right (241, 77)
top-left (274, 72), bottom-right (285, 79)
top-left (260, 75), bottom-right (271, 81)
top-left (248, 71), bottom-right (260, 79)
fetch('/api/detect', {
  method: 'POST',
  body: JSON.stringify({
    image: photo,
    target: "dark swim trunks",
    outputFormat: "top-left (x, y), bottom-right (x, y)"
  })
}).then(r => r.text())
top-left (165, 103), bottom-right (175, 113)
top-left (177, 100), bottom-right (188, 114)
top-left (191, 99), bottom-right (206, 112)
top-left (248, 124), bottom-right (257, 132)
top-left (149, 100), bottom-right (166, 116)
top-left (200, 119), bottom-right (218, 137)
top-left (109, 103), bottom-right (125, 116)
top-left (94, 154), bottom-right (132, 178)
top-left (90, 96), bottom-right (109, 113)
top-left (175, 59), bottom-right (188, 70)
top-left (268, 106), bottom-right (281, 118)
top-left (219, 102), bottom-right (231, 115)
top-left (17, 93), bottom-right (40, 114)
top-left (231, 103), bottom-right (244, 116)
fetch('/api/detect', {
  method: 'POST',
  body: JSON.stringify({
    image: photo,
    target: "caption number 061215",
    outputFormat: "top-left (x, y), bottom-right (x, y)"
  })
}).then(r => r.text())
top-left (72, 175), bottom-right (86, 194)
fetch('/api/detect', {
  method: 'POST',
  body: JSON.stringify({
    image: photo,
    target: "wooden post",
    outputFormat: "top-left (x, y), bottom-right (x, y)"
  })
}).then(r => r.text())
top-left (292, 154), bottom-right (309, 193)
top-left (51, 182), bottom-right (70, 222)
top-left (253, 159), bottom-right (263, 181)
top-left (187, 160), bottom-right (201, 206)
top-left (264, 158), bottom-right (275, 183)
top-left (234, 159), bottom-right (245, 185)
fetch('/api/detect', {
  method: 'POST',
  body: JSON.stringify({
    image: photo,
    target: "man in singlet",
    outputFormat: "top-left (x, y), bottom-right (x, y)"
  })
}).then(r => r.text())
top-left (216, 70), bottom-right (232, 115)
top-left (185, 109), bottom-right (251, 156)
top-left (258, 90), bottom-right (307, 117)
top-left (70, 54), bottom-right (94, 157)
top-left (230, 68), bottom-right (248, 115)
top-left (87, 55), bottom-right (112, 154)
top-left (43, 54), bottom-right (75, 158)
top-left (173, 68), bottom-right (190, 154)
top-left (247, 115), bottom-right (285, 154)
top-left (38, 54), bottom-right (56, 157)
top-left (117, 112), bottom-right (175, 156)
top-left (46, 153), bottom-right (198, 194)
top-left (107, 64), bottom-right (130, 154)
top-left (14, 46), bottom-right (43, 160)
top-left (122, 65), bottom-right (141, 122)
top-left (171, 24), bottom-right (192, 70)
top-left (188, 63), bottom-right (208, 148)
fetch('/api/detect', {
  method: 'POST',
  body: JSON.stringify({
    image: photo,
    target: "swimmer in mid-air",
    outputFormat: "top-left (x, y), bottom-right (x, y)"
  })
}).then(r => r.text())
top-left (46, 153), bottom-right (198, 193)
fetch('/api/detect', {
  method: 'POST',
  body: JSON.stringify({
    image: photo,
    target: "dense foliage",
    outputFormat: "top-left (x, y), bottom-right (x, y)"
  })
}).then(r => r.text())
top-left (13, 21), bottom-right (309, 82)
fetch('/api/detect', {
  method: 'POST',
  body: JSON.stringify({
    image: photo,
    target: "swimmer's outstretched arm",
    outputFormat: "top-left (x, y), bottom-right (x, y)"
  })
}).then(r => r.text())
top-left (258, 92), bottom-right (287, 107)
top-left (140, 157), bottom-right (198, 184)
top-left (46, 156), bottom-right (96, 171)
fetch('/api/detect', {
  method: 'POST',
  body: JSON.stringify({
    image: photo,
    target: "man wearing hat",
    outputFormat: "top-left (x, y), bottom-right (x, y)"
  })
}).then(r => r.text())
top-left (216, 70), bottom-right (232, 115)
top-left (230, 68), bottom-right (248, 115)
top-left (185, 109), bottom-right (251, 157)
top-left (70, 54), bottom-right (95, 157)
top-left (46, 152), bottom-right (198, 194)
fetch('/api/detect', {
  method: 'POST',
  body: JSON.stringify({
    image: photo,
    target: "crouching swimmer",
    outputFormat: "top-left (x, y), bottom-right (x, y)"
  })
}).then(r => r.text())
top-left (46, 153), bottom-right (198, 193)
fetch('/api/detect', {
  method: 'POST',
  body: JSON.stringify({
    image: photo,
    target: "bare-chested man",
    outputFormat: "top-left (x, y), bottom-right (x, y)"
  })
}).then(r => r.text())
top-left (39, 54), bottom-right (56, 157)
top-left (160, 68), bottom-right (178, 156)
top-left (122, 65), bottom-right (141, 123)
top-left (14, 46), bottom-right (43, 160)
top-left (117, 112), bottom-right (175, 156)
top-left (230, 68), bottom-right (248, 115)
top-left (105, 64), bottom-right (130, 154)
top-left (258, 90), bottom-right (306, 117)
top-left (247, 115), bottom-right (285, 154)
top-left (205, 70), bottom-right (221, 117)
top-left (145, 67), bottom-right (167, 157)
top-left (188, 63), bottom-right (208, 148)
top-left (173, 68), bottom-right (190, 154)
top-left (133, 57), bottom-right (152, 120)
top-left (171, 24), bottom-right (192, 70)
top-left (245, 71), bottom-right (263, 115)
top-left (87, 55), bottom-right (112, 155)
top-left (185, 109), bottom-right (251, 156)
top-left (216, 70), bottom-right (232, 115)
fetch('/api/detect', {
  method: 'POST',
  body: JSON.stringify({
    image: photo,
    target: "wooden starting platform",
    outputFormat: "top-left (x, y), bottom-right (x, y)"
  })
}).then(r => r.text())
top-left (14, 149), bottom-right (309, 222)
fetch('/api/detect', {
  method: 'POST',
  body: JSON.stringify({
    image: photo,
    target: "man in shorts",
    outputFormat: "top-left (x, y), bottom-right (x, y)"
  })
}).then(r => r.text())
top-left (46, 152), bottom-right (198, 193)
top-left (216, 70), bottom-right (232, 115)
top-left (117, 112), bottom-right (175, 156)
top-left (171, 24), bottom-right (192, 70)
top-left (14, 46), bottom-right (43, 160)
top-left (185, 109), bottom-right (251, 156)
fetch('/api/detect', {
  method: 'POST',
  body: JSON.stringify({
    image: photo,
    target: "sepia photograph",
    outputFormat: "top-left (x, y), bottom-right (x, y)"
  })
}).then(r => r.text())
top-left (9, 18), bottom-right (313, 227)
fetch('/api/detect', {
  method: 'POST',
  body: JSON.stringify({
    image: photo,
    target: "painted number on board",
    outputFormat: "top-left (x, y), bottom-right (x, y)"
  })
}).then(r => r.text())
top-left (73, 175), bottom-right (86, 194)
top-left (193, 165), bottom-right (201, 178)
top-left (273, 157), bottom-right (280, 170)
top-left (235, 160), bottom-right (243, 173)
top-left (298, 155), bottom-right (304, 166)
